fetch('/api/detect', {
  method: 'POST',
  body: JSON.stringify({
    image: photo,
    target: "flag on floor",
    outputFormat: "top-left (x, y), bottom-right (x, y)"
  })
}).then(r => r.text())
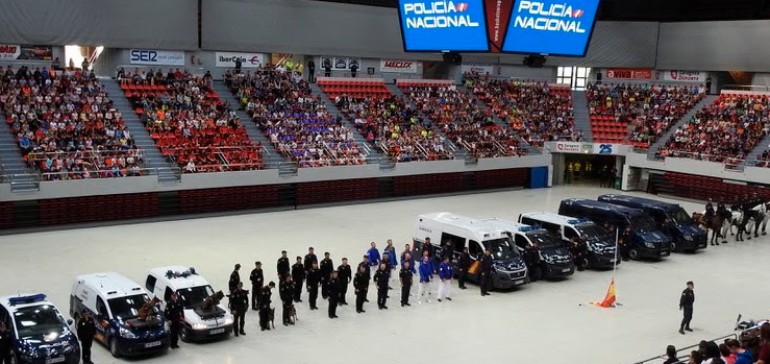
top-left (468, 261), bottom-right (480, 275)
top-left (591, 278), bottom-right (617, 308)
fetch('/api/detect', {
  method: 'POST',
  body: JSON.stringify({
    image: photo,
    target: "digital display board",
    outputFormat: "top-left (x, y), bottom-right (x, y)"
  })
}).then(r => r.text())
top-left (501, 0), bottom-right (601, 56)
top-left (398, 0), bottom-right (490, 52)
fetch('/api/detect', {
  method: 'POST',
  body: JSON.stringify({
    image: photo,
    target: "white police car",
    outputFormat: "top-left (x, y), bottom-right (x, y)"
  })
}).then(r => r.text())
top-left (0, 294), bottom-right (80, 364)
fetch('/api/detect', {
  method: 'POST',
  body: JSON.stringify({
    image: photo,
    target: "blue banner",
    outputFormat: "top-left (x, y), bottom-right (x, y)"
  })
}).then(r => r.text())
top-left (398, 0), bottom-right (490, 52)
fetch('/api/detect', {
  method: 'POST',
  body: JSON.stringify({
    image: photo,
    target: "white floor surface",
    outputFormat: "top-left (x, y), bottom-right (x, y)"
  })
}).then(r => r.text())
top-left (1, 186), bottom-right (769, 364)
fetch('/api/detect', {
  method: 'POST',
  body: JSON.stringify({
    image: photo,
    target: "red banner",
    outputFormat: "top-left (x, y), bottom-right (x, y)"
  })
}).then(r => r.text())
top-left (605, 68), bottom-right (653, 80)
top-left (485, 0), bottom-right (514, 53)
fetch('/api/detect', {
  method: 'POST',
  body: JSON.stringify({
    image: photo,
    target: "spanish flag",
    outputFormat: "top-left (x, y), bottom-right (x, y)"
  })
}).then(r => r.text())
top-left (468, 261), bottom-right (480, 275)
top-left (591, 279), bottom-right (617, 308)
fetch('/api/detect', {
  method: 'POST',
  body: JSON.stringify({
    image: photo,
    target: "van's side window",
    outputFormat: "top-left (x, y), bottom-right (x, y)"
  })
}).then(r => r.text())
top-left (520, 217), bottom-right (537, 226)
top-left (96, 297), bottom-right (108, 317)
top-left (164, 287), bottom-right (174, 302)
top-left (514, 234), bottom-right (529, 249)
top-left (565, 227), bottom-right (579, 240)
top-left (541, 222), bottom-right (560, 234)
top-left (468, 240), bottom-right (480, 258)
top-left (650, 210), bottom-right (667, 224)
top-left (146, 275), bottom-right (157, 293)
top-left (440, 233), bottom-right (466, 253)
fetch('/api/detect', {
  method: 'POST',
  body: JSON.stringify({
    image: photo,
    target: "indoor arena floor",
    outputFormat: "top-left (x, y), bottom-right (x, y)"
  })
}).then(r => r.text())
top-left (1, 186), bottom-right (769, 364)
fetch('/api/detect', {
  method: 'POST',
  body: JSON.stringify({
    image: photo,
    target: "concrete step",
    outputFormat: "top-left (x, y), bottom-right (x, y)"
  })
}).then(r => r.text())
top-left (572, 90), bottom-right (592, 142)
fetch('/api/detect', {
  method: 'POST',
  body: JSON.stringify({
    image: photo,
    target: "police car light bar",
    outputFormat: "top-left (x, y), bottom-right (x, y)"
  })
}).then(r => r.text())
top-left (518, 226), bottom-right (540, 232)
top-left (568, 218), bottom-right (592, 224)
top-left (9, 293), bottom-right (47, 306)
top-left (165, 268), bottom-right (199, 279)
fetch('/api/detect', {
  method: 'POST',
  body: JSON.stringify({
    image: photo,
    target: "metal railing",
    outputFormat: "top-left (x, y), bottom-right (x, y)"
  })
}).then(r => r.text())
top-left (633, 333), bottom-right (737, 364)
top-left (654, 150), bottom-right (747, 170)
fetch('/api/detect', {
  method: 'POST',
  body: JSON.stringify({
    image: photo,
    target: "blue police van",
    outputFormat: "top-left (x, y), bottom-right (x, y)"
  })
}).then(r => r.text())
top-left (0, 293), bottom-right (80, 364)
top-left (559, 198), bottom-right (672, 260)
top-left (597, 194), bottom-right (708, 252)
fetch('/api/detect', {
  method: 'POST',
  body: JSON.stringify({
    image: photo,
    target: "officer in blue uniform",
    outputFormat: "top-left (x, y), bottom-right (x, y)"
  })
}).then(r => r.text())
top-left (367, 242), bottom-right (380, 267)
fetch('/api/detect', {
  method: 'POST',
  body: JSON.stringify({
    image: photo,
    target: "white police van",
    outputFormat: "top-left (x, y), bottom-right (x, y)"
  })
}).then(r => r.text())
top-left (69, 272), bottom-right (169, 358)
top-left (412, 212), bottom-right (528, 289)
top-left (145, 266), bottom-right (233, 342)
top-left (0, 293), bottom-right (80, 364)
top-left (519, 212), bottom-right (619, 270)
top-left (482, 218), bottom-right (575, 280)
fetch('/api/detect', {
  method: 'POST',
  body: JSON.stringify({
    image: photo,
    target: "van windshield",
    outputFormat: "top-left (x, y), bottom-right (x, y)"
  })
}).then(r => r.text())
top-left (575, 223), bottom-right (612, 240)
top-left (668, 207), bottom-right (692, 225)
top-left (13, 305), bottom-right (67, 339)
top-left (176, 285), bottom-right (215, 309)
top-left (629, 214), bottom-right (657, 232)
top-left (525, 232), bottom-right (562, 249)
top-left (482, 238), bottom-right (519, 259)
top-left (108, 294), bottom-right (149, 321)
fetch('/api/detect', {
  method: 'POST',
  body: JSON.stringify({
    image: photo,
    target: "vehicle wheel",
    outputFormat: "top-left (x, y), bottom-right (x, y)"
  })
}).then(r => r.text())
top-left (670, 241), bottom-right (678, 253)
top-left (180, 327), bottom-right (190, 343)
top-left (628, 248), bottom-right (640, 261)
top-left (580, 257), bottom-right (590, 270)
top-left (110, 337), bottom-right (121, 358)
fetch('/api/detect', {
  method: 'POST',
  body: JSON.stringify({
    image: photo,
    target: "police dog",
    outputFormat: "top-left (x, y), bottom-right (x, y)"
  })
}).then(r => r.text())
top-left (288, 304), bottom-right (298, 325)
top-left (267, 308), bottom-right (275, 329)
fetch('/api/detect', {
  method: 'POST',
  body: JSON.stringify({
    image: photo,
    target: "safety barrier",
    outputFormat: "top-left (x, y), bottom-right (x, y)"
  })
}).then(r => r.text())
top-left (633, 333), bottom-right (737, 364)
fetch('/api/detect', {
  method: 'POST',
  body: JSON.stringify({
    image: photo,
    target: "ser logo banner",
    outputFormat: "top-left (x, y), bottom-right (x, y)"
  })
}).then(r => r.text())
top-left (403, 1), bottom-right (481, 29)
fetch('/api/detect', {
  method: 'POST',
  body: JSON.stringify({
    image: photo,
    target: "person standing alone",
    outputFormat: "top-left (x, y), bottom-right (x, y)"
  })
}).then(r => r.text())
top-left (76, 310), bottom-right (96, 364)
top-left (400, 261), bottom-right (414, 307)
top-left (679, 281), bottom-right (695, 335)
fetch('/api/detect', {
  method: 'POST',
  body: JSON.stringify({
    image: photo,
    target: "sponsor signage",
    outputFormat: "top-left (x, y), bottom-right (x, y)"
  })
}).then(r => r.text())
top-left (215, 52), bottom-right (266, 68)
top-left (501, 0), bottom-right (601, 56)
top-left (380, 59), bottom-right (420, 73)
top-left (662, 70), bottom-right (706, 83)
top-left (461, 63), bottom-right (494, 74)
top-left (551, 142), bottom-right (623, 155)
top-left (485, 0), bottom-right (515, 52)
top-left (0, 44), bottom-right (53, 61)
top-left (605, 68), bottom-right (653, 80)
top-left (398, 0), bottom-right (490, 52)
top-left (321, 57), bottom-right (361, 71)
top-left (129, 49), bottom-right (185, 66)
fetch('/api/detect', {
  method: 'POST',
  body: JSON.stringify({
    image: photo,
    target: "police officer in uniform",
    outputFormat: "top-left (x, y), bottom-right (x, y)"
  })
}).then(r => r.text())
top-left (679, 281), bottom-right (695, 335)
top-left (306, 261), bottom-right (321, 310)
top-left (229, 282), bottom-right (249, 336)
top-left (523, 244), bottom-right (540, 282)
top-left (571, 237), bottom-right (588, 271)
top-left (249, 261), bottom-right (264, 310)
top-left (337, 258), bottom-right (352, 305)
top-left (457, 247), bottom-right (470, 289)
top-left (258, 282), bottom-right (275, 331)
top-left (0, 322), bottom-right (11, 364)
top-left (479, 248), bottom-right (493, 296)
top-left (320, 252), bottom-right (334, 299)
top-left (76, 310), bottom-right (96, 364)
top-left (304, 247), bottom-right (318, 272)
top-left (327, 271), bottom-right (341, 319)
top-left (279, 277), bottom-right (295, 326)
top-left (277, 251), bottom-right (290, 281)
top-left (400, 261), bottom-right (414, 307)
top-left (165, 292), bottom-right (185, 348)
top-left (358, 255), bottom-right (371, 302)
top-left (353, 265), bottom-right (368, 313)
top-left (619, 227), bottom-right (632, 261)
top-left (228, 263), bottom-right (241, 293)
top-left (291, 257), bottom-right (305, 303)
top-left (374, 263), bottom-right (389, 309)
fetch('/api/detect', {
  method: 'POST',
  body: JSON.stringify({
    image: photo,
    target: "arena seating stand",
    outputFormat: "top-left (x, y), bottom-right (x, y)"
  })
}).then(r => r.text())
top-left (317, 77), bottom-right (453, 162)
top-left (120, 69), bottom-right (263, 173)
top-left (648, 171), bottom-right (770, 204)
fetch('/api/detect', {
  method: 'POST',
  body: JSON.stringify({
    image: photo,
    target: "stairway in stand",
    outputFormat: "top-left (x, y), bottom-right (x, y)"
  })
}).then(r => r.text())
top-left (0, 112), bottom-right (38, 191)
top-left (571, 90), bottom-right (592, 142)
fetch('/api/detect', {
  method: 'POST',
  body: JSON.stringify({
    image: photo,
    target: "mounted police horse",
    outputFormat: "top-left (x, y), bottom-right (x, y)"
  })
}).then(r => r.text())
top-left (693, 211), bottom-right (726, 245)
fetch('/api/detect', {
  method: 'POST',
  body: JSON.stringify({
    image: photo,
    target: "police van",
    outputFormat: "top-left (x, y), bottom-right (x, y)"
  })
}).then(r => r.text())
top-left (482, 218), bottom-right (575, 280)
top-left (597, 194), bottom-right (708, 252)
top-left (559, 199), bottom-right (672, 260)
top-left (518, 212), bottom-right (619, 270)
top-left (69, 272), bottom-right (169, 358)
top-left (145, 266), bottom-right (233, 342)
top-left (412, 212), bottom-right (528, 289)
top-left (0, 293), bottom-right (80, 364)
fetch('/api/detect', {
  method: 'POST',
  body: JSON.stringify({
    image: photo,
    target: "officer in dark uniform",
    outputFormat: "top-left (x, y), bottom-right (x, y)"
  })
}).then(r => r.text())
top-left (165, 292), bottom-right (185, 348)
top-left (705, 199), bottom-right (715, 219)
top-left (304, 247), bottom-right (318, 272)
top-left (228, 263), bottom-right (241, 293)
top-left (400, 261), bottom-right (414, 307)
top-left (277, 251), bottom-right (290, 281)
top-left (337, 258), bottom-right (352, 305)
top-left (374, 263), bottom-right (389, 309)
top-left (523, 244), bottom-right (540, 282)
top-left (457, 247), bottom-right (470, 289)
top-left (0, 322), bottom-right (11, 364)
top-left (279, 277), bottom-right (295, 326)
top-left (291, 257), bottom-right (305, 303)
top-left (571, 237), bottom-right (588, 271)
top-left (320, 252), bottom-right (334, 299)
top-left (679, 281), bottom-right (695, 335)
top-left (228, 282), bottom-right (249, 336)
top-left (249, 261), bottom-right (264, 310)
top-left (306, 261), bottom-right (321, 310)
top-left (358, 255), bottom-right (371, 302)
top-left (353, 265), bottom-right (368, 313)
top-left (327, 271), bottom-right (341, 319)
top-left (619, 227), bottom-right (632, 261)
top-left (440, 241), bottom-right (454, 262)
top-left (258, 282), bottom-right (275, 331)
top-left (479, 248), bottom-right (493, 296)
top-left (76, 310), bottom-right (96, 364)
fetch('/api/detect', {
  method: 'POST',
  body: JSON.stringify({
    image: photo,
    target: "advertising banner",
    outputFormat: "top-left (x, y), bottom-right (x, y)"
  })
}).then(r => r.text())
top-left (129, 49), bottom-right (185, 66)
top-left (0, 45), bottom-right (53, 61)
top-left (661, 70), bottom-right (706, 83)
top-left (380, 59), bottom-right (420, 73)
top-left (485, 0), bottom-right (515, 52)
top-left (461, 63), bottom-right (494, 75)
top-left (551, 142), bottom-right (624, 155)
top-left (501, 0), bottom-right (601, 56)
top-left (397, 0), bottom-right (489, 52)
top-left (605, 68), bottom-right (653, 80)
top-left (215, 52), bottom-right (266, 68)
